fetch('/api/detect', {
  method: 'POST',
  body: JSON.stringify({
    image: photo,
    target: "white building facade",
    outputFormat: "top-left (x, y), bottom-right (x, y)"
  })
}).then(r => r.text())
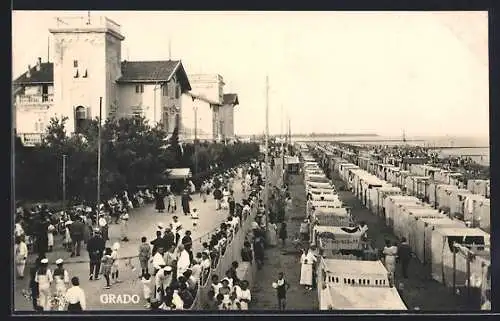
top-left (13, 15), bottom-right (191, 145)
top-left (182, 74), bottom-right (240, 142)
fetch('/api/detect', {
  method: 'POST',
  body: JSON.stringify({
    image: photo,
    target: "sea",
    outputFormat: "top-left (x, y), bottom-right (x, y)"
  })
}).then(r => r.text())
top-left (291, 135), bottom-right (490, 167)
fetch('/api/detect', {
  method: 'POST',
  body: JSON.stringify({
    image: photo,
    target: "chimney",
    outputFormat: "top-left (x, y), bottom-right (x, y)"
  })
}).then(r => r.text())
top-left (36, 57), bottom-right (42, 71)
top-left (26, 65), bottom-right (31, 78)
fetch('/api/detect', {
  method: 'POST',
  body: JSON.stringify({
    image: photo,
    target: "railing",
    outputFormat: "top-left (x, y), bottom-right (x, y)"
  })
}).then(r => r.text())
top-left (53, 16), bottom-right (121, 34)
top-left (19, 133), bottom-right (45, 146)
top-left (16, 94), bottom-right (54, 105)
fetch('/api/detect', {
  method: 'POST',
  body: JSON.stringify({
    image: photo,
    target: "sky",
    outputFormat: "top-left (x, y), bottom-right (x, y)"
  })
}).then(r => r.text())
top-left (12, 11), bottom-right (489, 137)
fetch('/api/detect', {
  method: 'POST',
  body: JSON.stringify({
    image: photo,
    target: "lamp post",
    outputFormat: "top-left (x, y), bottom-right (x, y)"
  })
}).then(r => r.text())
top-left (264, 76), bottom-right (270, 217)
top-left (62, 154), bottom-right (67, 212)
top-left (97, 97), bottom-right (102, 213)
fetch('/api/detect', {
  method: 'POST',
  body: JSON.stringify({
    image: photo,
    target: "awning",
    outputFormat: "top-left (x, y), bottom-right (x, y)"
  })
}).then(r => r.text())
top-left (164, 168), bottom-right (192, 179)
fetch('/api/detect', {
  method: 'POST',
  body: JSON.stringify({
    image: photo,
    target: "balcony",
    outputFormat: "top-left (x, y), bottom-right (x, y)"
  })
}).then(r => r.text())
top-left (18, 133), bottom-right (45, 147)
top-left (16, 94), bottom-right (54, 107)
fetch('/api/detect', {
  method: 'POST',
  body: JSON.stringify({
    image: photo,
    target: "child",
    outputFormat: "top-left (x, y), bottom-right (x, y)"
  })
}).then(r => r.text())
top-left (191, 208), bottom-right (199, 231)
top-left (139, 237), bottom-right (151, 277)
top-left (111, 242), bottom-right (121, 284)
top-left (101, 247), bottom-right (113, 289)
top-left (140, 273), bottom-right (153, 308)
top-left (47, 222), bottom-right (55, 252)
top-left (168, 193), bottom-right (177, 213)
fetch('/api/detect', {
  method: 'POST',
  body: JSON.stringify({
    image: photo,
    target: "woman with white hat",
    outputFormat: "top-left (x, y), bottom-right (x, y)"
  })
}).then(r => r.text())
top-left (111, 242), bottom-right (121, 283)
top-left (53, 259), bottom-right (70, 297)
top-left (35, 258), bottom-right (53, 310)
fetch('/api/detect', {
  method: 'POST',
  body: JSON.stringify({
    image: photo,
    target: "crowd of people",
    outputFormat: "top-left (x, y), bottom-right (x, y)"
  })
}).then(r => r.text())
top-left (15, 159), bottom-right (271, 312)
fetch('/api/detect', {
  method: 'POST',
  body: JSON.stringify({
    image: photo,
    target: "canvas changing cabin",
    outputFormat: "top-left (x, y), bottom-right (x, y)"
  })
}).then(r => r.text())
top-left (317, 259), bottom-right (407, 310)
top-left (431, 227), bottom-right (490, 286)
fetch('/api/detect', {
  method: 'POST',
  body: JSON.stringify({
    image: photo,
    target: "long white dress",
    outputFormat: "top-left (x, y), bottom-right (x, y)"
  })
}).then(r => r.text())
top-left (299, 252), bottom-right (315, 286)
top-left (383, 246), bottom-right (398, 280)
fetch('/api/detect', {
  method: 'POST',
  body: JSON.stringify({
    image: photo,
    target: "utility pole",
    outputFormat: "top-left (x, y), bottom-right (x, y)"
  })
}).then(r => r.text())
top-left (97, 97), bottom-right (102, 212)
top-left (62, 154), bottom-right (67, 212)
top-left (193, 104), bottom-right (198, 177)
top-left (265, 75), bottom-right (270, 217)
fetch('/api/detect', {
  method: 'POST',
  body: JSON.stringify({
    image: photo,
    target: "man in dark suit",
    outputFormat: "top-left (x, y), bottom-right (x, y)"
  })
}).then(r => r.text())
top-left (398, 237), bottom-right (412, 279)
top-left (87, 229), bottom-right (105, 280)
top-left (69, 217), bottom-right (85, 257)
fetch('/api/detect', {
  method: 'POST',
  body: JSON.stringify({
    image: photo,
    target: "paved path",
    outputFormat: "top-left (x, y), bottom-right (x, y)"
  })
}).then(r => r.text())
top-left (14, 178), bottom-right (245, 311)
top-left (251, 167), bottom-right (319, 310)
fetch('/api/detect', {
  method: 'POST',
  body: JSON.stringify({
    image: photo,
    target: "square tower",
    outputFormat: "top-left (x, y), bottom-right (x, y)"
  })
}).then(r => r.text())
top-left (49, 15), bottom-right (125, 133)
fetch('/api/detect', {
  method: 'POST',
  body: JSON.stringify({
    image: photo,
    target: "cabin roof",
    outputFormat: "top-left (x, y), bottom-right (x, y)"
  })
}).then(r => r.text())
top-left (435, 227), bottom-right (490, 237)
top-left (323, 259), bottom-right (387, 275)
top-left (325, 286), bottom-right (407, 310)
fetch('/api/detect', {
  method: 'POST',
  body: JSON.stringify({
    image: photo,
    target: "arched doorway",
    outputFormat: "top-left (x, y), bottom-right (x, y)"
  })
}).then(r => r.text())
top-left (75, 106), bottom-right (87, 133)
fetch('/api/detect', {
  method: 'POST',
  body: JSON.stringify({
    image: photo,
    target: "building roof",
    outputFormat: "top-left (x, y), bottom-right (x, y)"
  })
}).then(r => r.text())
top-left (118, 60), bottom-right (192, 92)
top-left (223, 93), bottom-right (239, 106)
top-left (13, 63), bottom-right (54, 84)
top-left (12, 60), bottom-right (192, 92)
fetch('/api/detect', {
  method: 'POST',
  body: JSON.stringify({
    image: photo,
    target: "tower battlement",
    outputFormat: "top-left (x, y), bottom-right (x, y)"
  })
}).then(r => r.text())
top-left (49, 15), bottom-right (124, 40)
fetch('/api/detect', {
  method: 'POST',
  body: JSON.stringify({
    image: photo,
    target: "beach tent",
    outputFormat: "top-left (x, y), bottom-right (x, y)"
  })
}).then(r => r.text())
top-left (285, 156), bottom-right (300, 174)
top-left (312, 207), bottom-right (352, 227)
top-left (317, 259), bottom-right (407, 310)
top-left (435, 184), bottom-right (459, 211)
top-left (383, 196), bottom-right (420, 228)
top-left (310, 200), bottom-right (344, 212)
top-left (374, 186), bottom-right (402, 217)
top-left (392, 202), bottom-right (432, 239)
top-left (395, 207), bottom-right (444, 242)
top-left (313, 226), bottom-right (363, 251)
top-left (309, 193), bottom-right (340, 202)
top-left (309, 187), bottom-right (337, 196)
top-left (431, 227), bottom-right (490, 286)
top-left (463, 197), bottom-right (490, 233)
top-left (306, 181), bottom-right (334, 192)
top-left (447, 189), bottom-right (473, 217)
top-left (409, 217), bottom-right (465, 264)
top-left (467, 179), bottom-right (490, 198)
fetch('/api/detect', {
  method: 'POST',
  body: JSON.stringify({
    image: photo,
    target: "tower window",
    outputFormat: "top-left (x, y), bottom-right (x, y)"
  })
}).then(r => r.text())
top-left (73, 60), bottom-right (78, 68)
top-left (136, 84), bottom-right (144, 93)
top-left (162, 84), bottom-right (168, 96)
top-left (83, 69), bottom-right (88, 78)
top-left (74, 69), bottom-right (79, 78)
top-left (175, 86), bottom-right (180, 99)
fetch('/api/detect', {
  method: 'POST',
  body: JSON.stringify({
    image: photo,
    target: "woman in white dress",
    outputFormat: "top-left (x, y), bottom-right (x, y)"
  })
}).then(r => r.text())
top-left (267, 222), bottom-right (278, 247)
top-left (382, 240), bottom-right (398, 285)
top-left (35, 258), bottom-right (53, 310)
top-left (53, 259), bottom-right (69, 310)
top-left (299, 248), bottom-right (316, 290)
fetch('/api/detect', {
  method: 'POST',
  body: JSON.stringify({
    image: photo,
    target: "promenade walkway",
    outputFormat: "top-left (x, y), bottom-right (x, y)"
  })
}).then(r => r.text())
top-left (14, 178), bottom-right (245, 311)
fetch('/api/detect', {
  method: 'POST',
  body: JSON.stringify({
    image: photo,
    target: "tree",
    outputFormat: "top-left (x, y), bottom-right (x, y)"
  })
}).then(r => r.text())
top-left (15, 114), bottom-right (260, 203)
